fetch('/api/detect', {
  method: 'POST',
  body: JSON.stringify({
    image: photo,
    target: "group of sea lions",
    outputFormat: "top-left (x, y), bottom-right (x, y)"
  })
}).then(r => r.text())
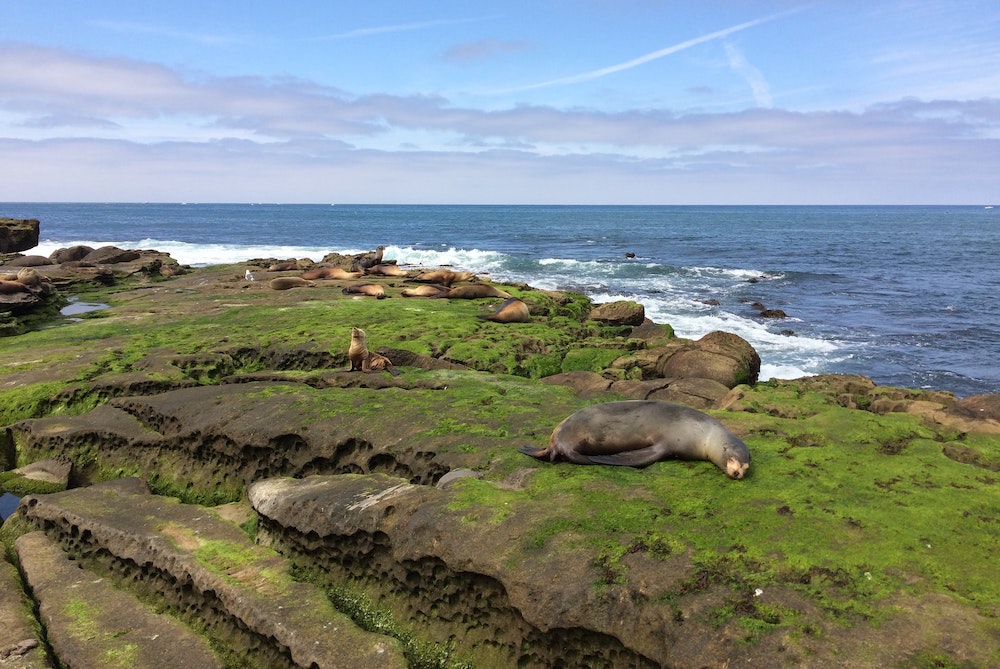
top-left (0, 267), bottom-right (52, 295)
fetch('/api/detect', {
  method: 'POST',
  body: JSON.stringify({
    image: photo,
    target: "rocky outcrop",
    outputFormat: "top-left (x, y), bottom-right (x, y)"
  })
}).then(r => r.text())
top-left (0, 559), bottom-right (47, 667)
top-left (0, 218), bottom-right (39, 254)
top-left (17, 481), bottom-right (407, 669)
top-left (656, 330), bottom-right (761, 387)
top-left (589, 299), bottom-right (646, 326)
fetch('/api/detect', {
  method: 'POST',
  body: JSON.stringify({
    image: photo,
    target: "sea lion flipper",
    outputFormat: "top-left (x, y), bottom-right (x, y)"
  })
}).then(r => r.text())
top-left (586, 448), bottom-right (661, 467)
top-left (518, 444), bottom-right (547, 458)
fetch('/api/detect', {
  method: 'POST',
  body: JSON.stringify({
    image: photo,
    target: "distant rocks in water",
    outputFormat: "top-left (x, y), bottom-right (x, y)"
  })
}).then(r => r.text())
top-left (703, 298), bottom-right (721, 306)
top-left (0, 218), bottom-right (40, 254)
top-left (625, 252), bottom-right (636, 259)
top-left (749, 301), bottom-right (788, 319)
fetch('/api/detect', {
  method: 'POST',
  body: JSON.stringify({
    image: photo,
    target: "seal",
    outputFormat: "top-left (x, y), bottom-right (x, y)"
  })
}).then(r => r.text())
top-left (16, 267), bottom-right (42, 286)
top-left (401, 284), bottom-right (451, 298)
top-left (342, 283), bottom-right (387, 298)
top-left (478, 297), bottom-right (530, 323)
top-left (412, 269), bottom-right (476, 286)
top-left (519, 400), bottom-right (751, 479)
top-left (348, 327), bottom-right (400, 375)
top-left (0, 280), bottom-right (31, 294)
top-left (437, 284), bottom-right (512, 299)
top-left (353, 245), bottom-right (386, 271)
top-left (267, 260), bottom-right (301, 271)
top-left (268, 277), bottom-right (316, 290)
top-left (300, 267), bottom-right (363, 280)
top-left (366, 263), bottom-right (409, 277)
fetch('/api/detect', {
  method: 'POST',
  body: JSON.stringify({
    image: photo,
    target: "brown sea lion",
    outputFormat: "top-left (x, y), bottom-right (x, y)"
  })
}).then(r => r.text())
top-left (268, 277), bottom-right (316, 290)
top-left (268, 260), bottom-right (301, 271)
top-left (342, 283), bottom-right (386, 298)
top-left (478, 297), bottom-right (530, 323)
top-left (347, 327), bottom-right (399, 375)
top-left (366, 263), bottom-right (409, 277)
top-left (300, 267), bottom-right (363, 280)
top-left (0, 280), bottom-right (31, 294)
top-left (0, 272), bottom-right (19, 282)
top-left (519, 400), bottom-right (751, 479)
top-left (438, 284), bottom-right (512, 299)
top-left (401, 284), bottom-right (451, 298)
top-left (412, 269), bottom-right (476, 286)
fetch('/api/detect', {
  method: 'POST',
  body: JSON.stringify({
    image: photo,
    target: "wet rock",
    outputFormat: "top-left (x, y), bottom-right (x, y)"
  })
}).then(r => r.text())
top-left (589, 300), bottom-right (646, 326)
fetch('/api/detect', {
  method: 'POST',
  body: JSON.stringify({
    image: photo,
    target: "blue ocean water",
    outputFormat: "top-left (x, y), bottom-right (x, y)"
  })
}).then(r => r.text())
top-left (6, 202), bottom-right (999, 397)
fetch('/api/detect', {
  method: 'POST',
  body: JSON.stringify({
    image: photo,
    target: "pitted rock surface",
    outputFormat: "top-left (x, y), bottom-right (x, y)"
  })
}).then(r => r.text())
top-left (19, 483), bottom-right (406, 669)
top-left (0, 560), bottom-right (47, 668)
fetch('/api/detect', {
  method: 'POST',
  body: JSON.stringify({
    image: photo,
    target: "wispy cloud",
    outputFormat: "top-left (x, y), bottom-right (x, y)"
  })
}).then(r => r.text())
top-left (443, 39), bottom-right (533, 62)
top-left (90, 20), bottom-right (243, 47)
top-left (725, 43), bottom-right (773, 108)
top-left (500, 10), bottom-right (797, 93)
top-left (306, 16), bottom-right (496, 41)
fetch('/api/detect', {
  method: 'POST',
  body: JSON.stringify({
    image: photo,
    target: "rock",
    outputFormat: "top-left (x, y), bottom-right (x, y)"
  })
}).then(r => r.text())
top-left (0, 560), bottom-right (47, 667)
top-left (19, 485), bottom-right (407, 669)
top-left (656, 330), bottom-right (761, 387)
top-left (16, 531), bottom-right (224, 669)
top-left (0, 218), bottom-right (39, 254)
top-left (49, 245), bottom-right (95, 263)
top-left (82, 246), bottom-right (141, 265)
top-left (759, 309), bottom-right (788, 318)
top-left (541, 371), bottom-right (613, 396)
top-left (588, 300), bottom-right (646, 326)
top-left (646, 377), bottom-right (733, 408)
top-left (12, 458), bottom-right (72, 488)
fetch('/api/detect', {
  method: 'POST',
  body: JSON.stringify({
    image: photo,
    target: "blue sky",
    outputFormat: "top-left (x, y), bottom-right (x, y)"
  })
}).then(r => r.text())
top-left (1, 1), bottom-right (998, 203)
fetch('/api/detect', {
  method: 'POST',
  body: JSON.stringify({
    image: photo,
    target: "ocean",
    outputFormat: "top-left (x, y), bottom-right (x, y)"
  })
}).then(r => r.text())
top-left (5, 203), bottom-right (999, 398)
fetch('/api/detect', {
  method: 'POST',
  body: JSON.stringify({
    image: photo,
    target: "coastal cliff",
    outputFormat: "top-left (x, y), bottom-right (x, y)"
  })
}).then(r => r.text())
top-left (1, 250), bottom-right (998, 668)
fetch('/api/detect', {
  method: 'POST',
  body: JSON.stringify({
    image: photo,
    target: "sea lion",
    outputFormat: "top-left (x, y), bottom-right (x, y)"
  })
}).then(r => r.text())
top-left (438, 284), bottom-right (512, 299)
top-left (267, 260), bottom-right (301, 271)
top-left (401, 284), bottom-right (451, 298)
top-left (354, 245), bottom-right (386, 271)
top-left (301, 267), bottom-right (363, 280)
top-left (342, 283), bottom-right (386, 298)
top-left (348, 327), bottom-right (399, 375)
top-left (412, 269), bottom-right (476, 286)
top-left (16, 268), bottom-right (43, 286)
top-left (0, 280), bottom-right (31, 294)
top-left (519, 400), bottom-right (751, 479)
top-left (268, 277), bottom-right (316, 290)
top-left (366, 263), bottom-right (408, 277)
top-left (478, 297), bottom-right (530, 323)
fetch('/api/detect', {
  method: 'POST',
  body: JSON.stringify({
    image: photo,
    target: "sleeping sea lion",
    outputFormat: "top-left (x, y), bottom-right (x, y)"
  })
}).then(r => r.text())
top-left (268, 277), bottom-right (316, 290)
top-left (478, 297), bottom-right (530, 323)
top-left (401, 284), bottom-right (451, 298)
top-left (519, 400), bottom-right (751, 479)
top-left (267, 260), bottom-right (301, 271)
top-left (366, 263), bottom-right (409, 277)
top-left (437, 284), bottom-right (511, 299)
top-left (342, 283), bottom-right (386, 299)
top-left (300, 267), bottom-right (363, 280)
top-left (16, 267), bottom-right (43, 286)
top-left (0, 280), bottom-right (31, 294)
top-left (347, 327), bottom-right (399, 375)
top-left (412, 269), bottom-right (476, 286)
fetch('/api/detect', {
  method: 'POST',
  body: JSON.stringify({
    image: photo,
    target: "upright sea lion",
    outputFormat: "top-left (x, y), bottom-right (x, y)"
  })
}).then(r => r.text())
top-left (342, 283), bottom-right (386, 298)
top-left (366, 263), bottom-right (408, 277)
top-left (478, 297), bottom-right (530, 323)
top-left (519, 400), bottom-right (751, 479)
top-left (348, 327), bottom-right (399, 375)
top-left (301, 267), bottom-right (363, 280)
top-left (268, 277), bottom-right (316, 290)
top-left (354, 245), bottom-right (386, 271)
top-left (401, 284), bottom-right (451, 298)
top-left (437, 284), bottom-right (511, 299)
top-left (412, 269), bottom-right (476, 286)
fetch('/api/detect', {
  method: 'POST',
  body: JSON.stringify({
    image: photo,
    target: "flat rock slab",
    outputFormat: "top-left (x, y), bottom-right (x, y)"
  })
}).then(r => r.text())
top-left (15, 531), bottom-right (222, 669)
top-left (0, 559), bottom-right (47, 668)
top-left (19, 483), bottom-right (406, 669)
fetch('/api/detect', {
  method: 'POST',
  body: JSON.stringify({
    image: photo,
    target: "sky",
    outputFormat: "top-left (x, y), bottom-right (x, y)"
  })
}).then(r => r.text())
top-left (1, 1), bottom-right (999, 204)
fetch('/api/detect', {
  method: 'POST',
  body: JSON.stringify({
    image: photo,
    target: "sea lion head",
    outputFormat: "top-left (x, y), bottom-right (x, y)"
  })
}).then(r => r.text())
top-left (721, 437), bottom-right (751, 479)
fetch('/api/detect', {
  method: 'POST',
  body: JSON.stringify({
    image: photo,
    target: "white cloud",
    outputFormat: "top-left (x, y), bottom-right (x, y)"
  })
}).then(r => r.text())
top-left (724, 43), bottom-right (773, 108)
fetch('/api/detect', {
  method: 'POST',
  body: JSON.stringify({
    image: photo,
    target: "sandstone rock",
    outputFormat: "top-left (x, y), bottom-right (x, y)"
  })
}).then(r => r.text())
top-left (656, 330), bottom-right (761, 387)
top-left (0, 560), bottom-right (47, 668)
top-left (16, 531), bottom-right (224, 669)
top-left (541, 370), bottom-right (613, 396)
top-left (646, 377), bottom-right (732, 409)
top-left (588, 300), bottom-right (645, 326)
top-left (12, 458), bottom-right (72, 488)
top-left (49, 245), bottom-right (94, 263)
top-left (82, 246), bottom-right (141, 265)
top-left (0, 218), bottom-right (39, 254)
top-left (2, 255), bottom-right (51, 267)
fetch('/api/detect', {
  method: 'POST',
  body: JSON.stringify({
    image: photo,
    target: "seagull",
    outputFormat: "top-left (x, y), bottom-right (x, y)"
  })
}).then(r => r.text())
top-left (245, 269), bottom-right (255, 281)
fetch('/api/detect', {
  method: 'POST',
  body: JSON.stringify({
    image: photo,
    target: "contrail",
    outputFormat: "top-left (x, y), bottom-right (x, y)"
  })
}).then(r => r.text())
top-left (502, 10), bottom-right (796, 93)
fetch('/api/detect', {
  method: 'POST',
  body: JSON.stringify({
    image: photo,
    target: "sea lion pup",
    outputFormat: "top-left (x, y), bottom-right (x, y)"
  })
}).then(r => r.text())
top-left (412, 269), bottom-right (476, 286)
top-left (300, 266), bottom-right (363, 280)
top-left (366, 263), bottom-right (409, 277)
top-left (347, 327), bottom-right (400, 375)
top-left (267, 259), bottom-right (301, 271)
top-left (342, 283), bottom-right (386, 299)
top-left (268, 277), bottom-right (316, 290)
top-left (401, 284), bottom-right (451, 298)
top-left (478, 297), bottom-right (530, 323)
top-left (519, 400), bottom-right (751, 479)
top-left (437, 284), bottom-right (512, 299)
